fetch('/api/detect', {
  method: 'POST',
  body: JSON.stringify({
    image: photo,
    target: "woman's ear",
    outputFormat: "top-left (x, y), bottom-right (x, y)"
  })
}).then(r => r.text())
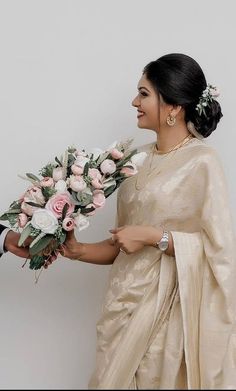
top-left (170, 105), bottom-right (183, 117)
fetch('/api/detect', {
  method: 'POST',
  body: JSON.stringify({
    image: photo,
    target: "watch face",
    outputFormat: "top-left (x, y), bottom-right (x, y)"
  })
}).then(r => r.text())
top-left (159, 240), bottom-right (168, 251)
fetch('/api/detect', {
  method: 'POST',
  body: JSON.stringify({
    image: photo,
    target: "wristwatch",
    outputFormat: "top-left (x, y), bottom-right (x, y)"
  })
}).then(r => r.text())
top-left (156, 230), bottom-right (169, 251)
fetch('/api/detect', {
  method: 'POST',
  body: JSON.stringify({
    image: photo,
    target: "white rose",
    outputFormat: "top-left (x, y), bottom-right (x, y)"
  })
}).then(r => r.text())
top-left (31, 209), bottom-right (59, 234)
top-left (131, 152), bottom-right (147, 167)
top-left (74, 214), bottom-right (90, 232)
top-left (55, 179), bottom-right (67, 193)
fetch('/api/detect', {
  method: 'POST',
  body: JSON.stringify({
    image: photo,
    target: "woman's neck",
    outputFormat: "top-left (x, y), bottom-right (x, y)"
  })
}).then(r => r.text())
top-left (156, 123), bottom-right (191, 153)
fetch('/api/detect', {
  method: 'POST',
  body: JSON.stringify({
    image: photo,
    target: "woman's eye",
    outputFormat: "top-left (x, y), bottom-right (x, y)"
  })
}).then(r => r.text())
top-left (139, 91), bottom-right (148, 97)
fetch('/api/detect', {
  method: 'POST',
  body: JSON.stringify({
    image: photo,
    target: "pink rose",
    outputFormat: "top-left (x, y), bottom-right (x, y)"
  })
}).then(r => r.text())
top-left (120, 163), bottom-right (138, 177)
top-left (110, 148), bottom-right (124, 160)
top-left (18, 213), bottom-right (28, 228)
top-left (62, 217), bottom-right (75, 231)
top-left (88, 168), bottom-right (102, 180)
top-left (68, 175), bottom-right (87, 192)
top-left (89, 168), bottom-right (104, 189)
top-left (45, 192), bottom-right (75, 218)
top-left (93, 190), bottom-right (106, 208)
top-left (91, 178), bottom-right (104, 189)
top-left (52, 167), bottom-right (65, 182)
top-left (100, 159), bottom-right (116, 175)
top-left (40, 177), bottom-right (54, 187)
top-left (71, 164), bottom-right (84, 175)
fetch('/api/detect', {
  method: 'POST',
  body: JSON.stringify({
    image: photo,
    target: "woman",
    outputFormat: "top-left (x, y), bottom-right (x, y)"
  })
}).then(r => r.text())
top-left (61, 53), bottom-right (236, 389)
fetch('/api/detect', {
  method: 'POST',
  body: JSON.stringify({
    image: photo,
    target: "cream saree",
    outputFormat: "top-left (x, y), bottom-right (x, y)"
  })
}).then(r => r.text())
top-left (88, 138), bottom-right (236, 389)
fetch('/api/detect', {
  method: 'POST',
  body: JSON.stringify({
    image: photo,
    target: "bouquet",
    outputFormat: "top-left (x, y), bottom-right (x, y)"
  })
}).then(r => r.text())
top-left (0, 139), bottom-right (146, 271)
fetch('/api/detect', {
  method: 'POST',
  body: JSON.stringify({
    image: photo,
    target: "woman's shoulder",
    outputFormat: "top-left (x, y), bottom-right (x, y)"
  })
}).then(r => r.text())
top-left (187, 138), bottom-right (221, 160)
top-left (187, 138), bottom-right (225, 174)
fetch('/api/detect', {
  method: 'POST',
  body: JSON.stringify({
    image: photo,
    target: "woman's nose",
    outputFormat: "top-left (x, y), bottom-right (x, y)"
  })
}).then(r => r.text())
top-left (132, 95), bottom-right (139, 107)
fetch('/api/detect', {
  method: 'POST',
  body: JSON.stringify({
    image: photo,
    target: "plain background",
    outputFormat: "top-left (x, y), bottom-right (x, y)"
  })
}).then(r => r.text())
top-left (0, 0), bottom-right (235, 389)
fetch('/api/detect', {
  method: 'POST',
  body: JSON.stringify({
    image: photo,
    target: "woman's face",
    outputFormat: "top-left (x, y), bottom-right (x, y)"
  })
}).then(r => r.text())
top-left (132, 74), bottom-right (169, 131)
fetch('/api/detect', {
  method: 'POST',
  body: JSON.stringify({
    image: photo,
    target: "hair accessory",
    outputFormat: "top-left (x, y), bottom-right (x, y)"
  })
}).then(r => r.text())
top-left (196, 84), bottom-right (220, 116)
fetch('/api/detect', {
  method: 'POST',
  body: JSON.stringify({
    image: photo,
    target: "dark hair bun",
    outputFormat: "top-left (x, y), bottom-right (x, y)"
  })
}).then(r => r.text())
top-left (186, 99), bottom-right (223, 138)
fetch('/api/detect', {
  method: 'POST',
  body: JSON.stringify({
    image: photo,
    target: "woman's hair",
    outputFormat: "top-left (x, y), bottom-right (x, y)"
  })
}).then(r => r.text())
top-left (143, 53), bottom-right (223, 138)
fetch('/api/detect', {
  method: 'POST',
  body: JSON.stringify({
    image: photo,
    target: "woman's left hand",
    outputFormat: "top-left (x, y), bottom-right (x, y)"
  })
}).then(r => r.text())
top-left (109, 225), bottom-right (162, 254)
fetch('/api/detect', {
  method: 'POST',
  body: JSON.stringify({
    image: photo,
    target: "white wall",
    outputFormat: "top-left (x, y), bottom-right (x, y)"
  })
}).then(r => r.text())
top-left (0, 0), bottom-right (235, 389)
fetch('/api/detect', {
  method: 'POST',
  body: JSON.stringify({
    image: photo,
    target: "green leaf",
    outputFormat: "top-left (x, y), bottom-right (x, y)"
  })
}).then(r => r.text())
top-left (29, 234), bottom-right (54, 257)
top-left (62, 203), bottom-right (69, 220)
top-left (29, 255), bottom-right (46, 270)
top-left (104, 184), bottom-right (117, 197)
top-left (25, 201), bottom-right (43, 208)
top-left (67, 146), bottom-right (77, 154)
top-left (6, 208), bottom-right (22, 214)
top-left (18, 224), bottom-right (32, 246)
top-left (55, 156), bottom-right (63, 167)
top-left (42, 186), bottom-right (57, 200)
top-left (26, 173), bottom-right (40, 182)
top-left (39, 163), bottom-right (54, 177)
top-left (96, 151), bottom-right (109, 165)
top-left (81, 205), bottom-right (95, 214)
top-left (0, 213), bottom-right (19, 227)
top-left (113, 175), bottom-right (125, 181)
top-left (83, 162), bottom-right (89, 177)
top-left (67, 154), bottom-right (76, 167)
top-left (115, 149), bottom-right (137, 168)
top-left (0, 213), bottom-right (10, 221)
top-left (9, 200), bottom-right (22, 209)
top-left (58, 231), bottom-right (66, 245)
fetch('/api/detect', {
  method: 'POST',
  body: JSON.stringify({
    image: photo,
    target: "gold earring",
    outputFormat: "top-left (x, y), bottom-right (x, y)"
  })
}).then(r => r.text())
top-left (166, 114), bottom-right (176, 127)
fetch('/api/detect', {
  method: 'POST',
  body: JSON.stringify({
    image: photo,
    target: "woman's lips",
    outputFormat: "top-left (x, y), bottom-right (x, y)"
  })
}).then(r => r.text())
top-left (137, 111), bottom-right (145, 118)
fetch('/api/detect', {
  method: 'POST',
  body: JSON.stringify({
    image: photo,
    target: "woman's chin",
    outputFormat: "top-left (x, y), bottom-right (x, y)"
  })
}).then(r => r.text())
top-left (137, 119), bottom-right (147, 129)
top-left (137, 121), bottom-right (153, 130)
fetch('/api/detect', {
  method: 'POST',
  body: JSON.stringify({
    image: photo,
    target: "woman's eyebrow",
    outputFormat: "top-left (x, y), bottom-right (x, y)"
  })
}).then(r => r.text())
top-left (138, 86), bottom-right (150, 92)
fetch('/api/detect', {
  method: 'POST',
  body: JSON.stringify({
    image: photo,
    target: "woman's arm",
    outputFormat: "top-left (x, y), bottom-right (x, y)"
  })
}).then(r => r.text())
top-left (110, 225), bottom-right (175, 257)
top-left (61, 232), bottom-right (121, 265)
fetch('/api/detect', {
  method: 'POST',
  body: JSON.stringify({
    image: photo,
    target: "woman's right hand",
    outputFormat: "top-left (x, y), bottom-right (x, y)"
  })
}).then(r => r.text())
top-left (59, 230), bottom-right (84, 260)
top-left (59, 230), bottom-right (120, 265)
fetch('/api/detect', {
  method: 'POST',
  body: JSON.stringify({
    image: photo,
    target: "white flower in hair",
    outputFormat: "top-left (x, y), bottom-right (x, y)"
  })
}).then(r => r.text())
top-left (196, 84), bottom-right (220, 116)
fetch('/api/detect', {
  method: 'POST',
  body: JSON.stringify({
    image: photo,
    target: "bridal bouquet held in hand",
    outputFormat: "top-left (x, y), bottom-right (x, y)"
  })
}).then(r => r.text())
top-left (0, 139), bottom-right (147, 271)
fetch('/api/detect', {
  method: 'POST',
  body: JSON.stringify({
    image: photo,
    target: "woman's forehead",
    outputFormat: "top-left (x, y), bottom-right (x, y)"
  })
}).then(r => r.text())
top-left (137, 74), bottom-right (153, 90)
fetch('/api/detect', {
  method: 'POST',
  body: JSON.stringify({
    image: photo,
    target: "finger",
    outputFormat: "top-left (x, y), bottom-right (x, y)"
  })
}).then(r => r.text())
top-left (19, 249), bottom-right (30, 258)
top-left (110, 235), bottom-right (115, 244)
top-left (109, 226), bottom-right (124, 234)
top-left (58, 244), bottom-right (66, 257)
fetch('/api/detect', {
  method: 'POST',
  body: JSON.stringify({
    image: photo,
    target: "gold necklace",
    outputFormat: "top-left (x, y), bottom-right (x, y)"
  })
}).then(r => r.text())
top-left (155, 134), bottom-right (193, 154)
top-left (135, 134), bottom-right (193, 191)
